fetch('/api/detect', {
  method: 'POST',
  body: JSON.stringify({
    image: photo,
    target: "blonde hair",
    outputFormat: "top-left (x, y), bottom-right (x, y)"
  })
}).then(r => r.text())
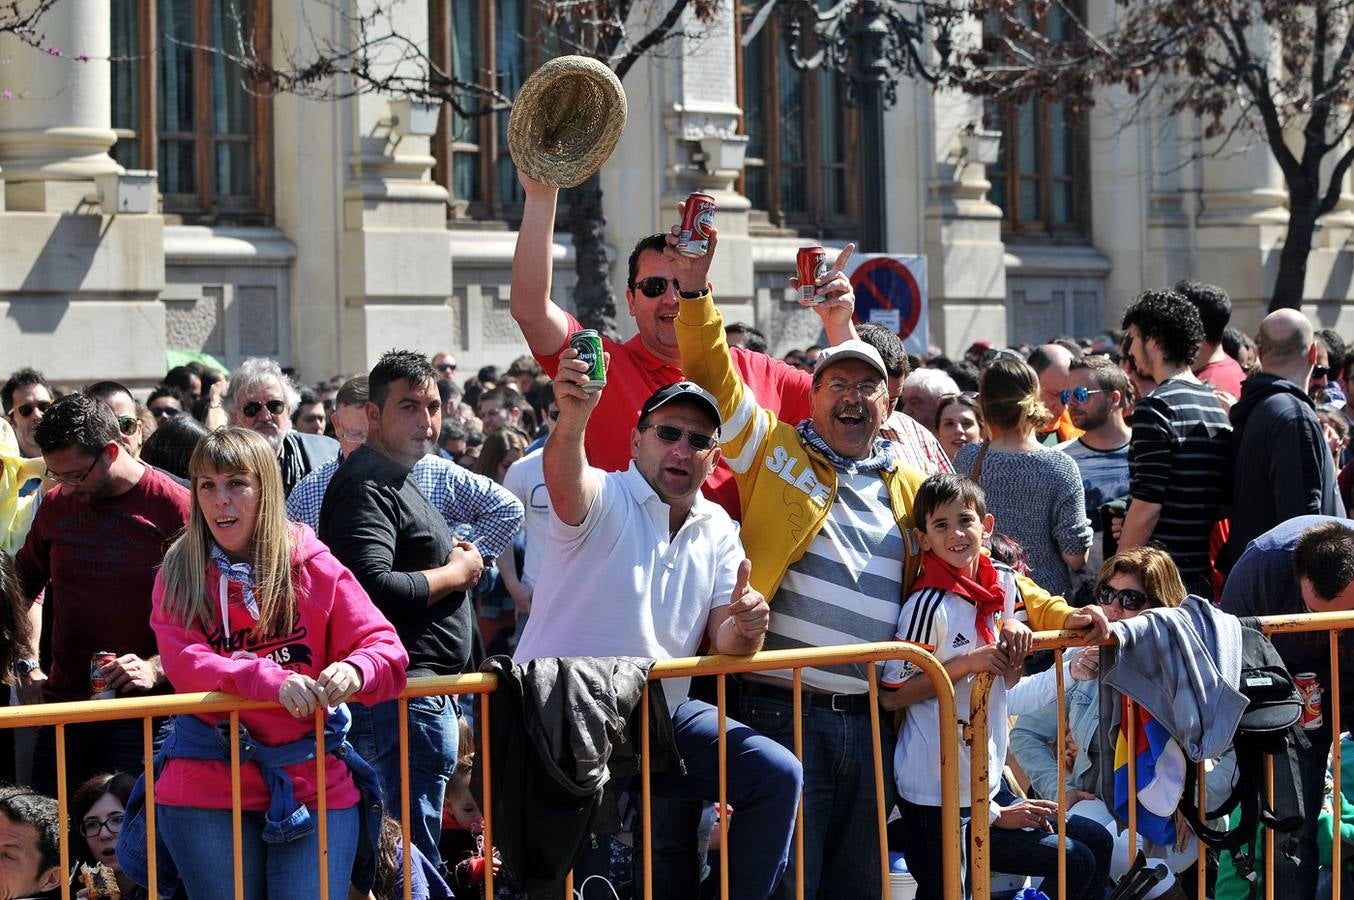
top-left (1096, 546), bottom-right (1187, 609)
top-left (159, 427), bottom-right (298, 639)
top-left (979, 357), bottom-right (1054, 432)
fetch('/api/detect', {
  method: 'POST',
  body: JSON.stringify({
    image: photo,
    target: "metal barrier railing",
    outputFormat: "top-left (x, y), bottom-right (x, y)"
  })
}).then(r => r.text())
top-left (0, 641), bottom-right (963, 900)
top-left (969, 610), bottom-right (1354, 900)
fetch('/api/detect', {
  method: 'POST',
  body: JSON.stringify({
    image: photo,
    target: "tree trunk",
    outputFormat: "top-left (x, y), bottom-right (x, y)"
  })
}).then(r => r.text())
top-left (565, 173), bottom-right (617, 334)
top-left (1270, 194), bottom-right (1319, 311)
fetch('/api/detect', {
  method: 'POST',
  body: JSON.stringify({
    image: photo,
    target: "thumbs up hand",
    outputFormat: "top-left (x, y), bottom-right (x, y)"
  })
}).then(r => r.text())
top-left (726, 559), bottom-right (769, 642)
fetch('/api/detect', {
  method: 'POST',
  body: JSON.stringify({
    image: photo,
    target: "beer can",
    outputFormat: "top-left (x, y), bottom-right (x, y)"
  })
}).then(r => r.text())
top-left (796, 246), bottom-right (828, 304)
top-left (568, 329), bottom-right (606, 393)
top-left (91, 651), bottom-right (117, 700)
top-left (677, 192), bottom-right (716, 258)
top-left (1296, 672), bottom-right (1324, 731)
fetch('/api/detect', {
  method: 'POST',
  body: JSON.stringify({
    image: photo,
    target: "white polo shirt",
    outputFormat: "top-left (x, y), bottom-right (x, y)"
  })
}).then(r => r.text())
top-left (502, 449), bottom-right (550, 588)
top-left (514, 462), bottom-right (741, 711)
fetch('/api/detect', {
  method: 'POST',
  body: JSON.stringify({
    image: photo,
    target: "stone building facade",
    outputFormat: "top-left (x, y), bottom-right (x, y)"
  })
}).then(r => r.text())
top-left (1, 1), bottom-right (1352, 386)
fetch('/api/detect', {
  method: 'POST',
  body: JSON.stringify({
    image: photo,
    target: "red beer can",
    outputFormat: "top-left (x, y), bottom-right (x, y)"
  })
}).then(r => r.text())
top-left (1296, 672), bottom-right (1323, 731)
top-left (91, 651), bottom-right (117, 700)
top-left (677, 192), bottom-right (716, 258)
top-left (796, 246), bottom-right (828, 304)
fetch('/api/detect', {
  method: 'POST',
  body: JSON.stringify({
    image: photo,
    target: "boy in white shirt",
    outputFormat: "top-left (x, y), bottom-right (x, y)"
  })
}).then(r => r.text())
top-left (882, 473), bottom-right (1112, 899)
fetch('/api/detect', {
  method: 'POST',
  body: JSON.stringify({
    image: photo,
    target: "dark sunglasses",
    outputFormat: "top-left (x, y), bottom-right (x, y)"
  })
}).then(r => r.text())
top-left (436, 363), bottom-right (458, 373)
top-left (150, 405), bottom-right (181, 419)
top-left (642, 423), bottom-right (717, 451)
top-left (548, 409), bottom-right (560, 421)
top-left (117, 416), bottom-right (140, 436)
top-left (1313, 365), bottom-right (1332, 380)
top-left (633, 276), bottom-right (680, 298)
top-left (1095, 585), bottom-right (1152, 612)
top-left (13, 401), bottom-right (50, 418)
top-left (1060, 387), bottom-right (1105, 404)
top-left (242, 399), bottom-right (287, 418)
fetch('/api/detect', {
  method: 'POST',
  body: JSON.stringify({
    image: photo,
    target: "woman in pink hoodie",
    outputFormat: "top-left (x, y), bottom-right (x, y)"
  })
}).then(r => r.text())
top-left (147, 427), bottom-right (407, 899)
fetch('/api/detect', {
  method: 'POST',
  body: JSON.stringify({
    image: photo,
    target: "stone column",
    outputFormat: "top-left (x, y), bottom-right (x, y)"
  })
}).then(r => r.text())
top-left (0, 0), bottom-right (120, 210)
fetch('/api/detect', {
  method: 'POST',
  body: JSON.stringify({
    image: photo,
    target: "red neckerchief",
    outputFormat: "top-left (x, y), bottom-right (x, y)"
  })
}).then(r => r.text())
top-left (911, 551), bottom-right (1005, 644)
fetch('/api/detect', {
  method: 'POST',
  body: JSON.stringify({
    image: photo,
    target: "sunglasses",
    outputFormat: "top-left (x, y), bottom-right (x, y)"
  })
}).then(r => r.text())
top-left (149, 405), bottom-right (181, 419)
top-left (641, 423), bottom-right (718, 451)
top-left (117, 416), bottom-right (140, 436)
top-left (436, 363), bottom-right (458, 373)
top-left (1313, 365), bottom-right (1332, 380)
top-left (1060, 387), bottom-right (1106, 404)
top-left (548, 409), bottom-right (560, 421)
top-left (633, 276), bottom-right (681, 299)
top-left (242, 399), bottom-right (287, 418)
top-left (13, 401), bottom-right (50, 418)
top-left (1095, 585), bottom-right (1152, 612)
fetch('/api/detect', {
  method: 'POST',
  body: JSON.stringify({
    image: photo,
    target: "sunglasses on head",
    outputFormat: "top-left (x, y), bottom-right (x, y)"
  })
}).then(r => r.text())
top-left (641, 423), bottom-right (717, 451)
top-left (633, 276), bottom-right (681, 299)
top-left (13, 401), bottom-right (50, 418)
top-left (1095, 585), bottom-right (1152, 611)
top-left (242, 399), bottom-right (287, 418)
top-left (1060, 387), bottom-right (1105, 404)
top-left (117, 416), bottom-right (140, 436)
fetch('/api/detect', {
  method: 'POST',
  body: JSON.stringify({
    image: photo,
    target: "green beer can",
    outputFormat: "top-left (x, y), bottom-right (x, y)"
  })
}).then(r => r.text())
top-left (569, 329), bottom-right (606, 392)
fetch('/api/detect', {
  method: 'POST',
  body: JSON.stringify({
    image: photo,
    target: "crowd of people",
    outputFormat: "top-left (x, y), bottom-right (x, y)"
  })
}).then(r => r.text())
top-left (0, 167), bottom-right (1351, 900)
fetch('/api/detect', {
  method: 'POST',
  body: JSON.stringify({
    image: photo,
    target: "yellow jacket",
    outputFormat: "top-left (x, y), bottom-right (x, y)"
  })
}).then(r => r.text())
top-left (0, 419), bottom-right (43, 555)
top-left (676, 290), bottom-right (1077, 631)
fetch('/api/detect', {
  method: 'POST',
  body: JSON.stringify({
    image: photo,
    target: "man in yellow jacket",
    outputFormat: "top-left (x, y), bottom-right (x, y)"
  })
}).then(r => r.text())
top-left (664, 214), bottom-right (1106, 899)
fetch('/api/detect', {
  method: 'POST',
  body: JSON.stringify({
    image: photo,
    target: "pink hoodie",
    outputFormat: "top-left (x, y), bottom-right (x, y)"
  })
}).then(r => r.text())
top-left (151, 523), bottom-right (408, 811)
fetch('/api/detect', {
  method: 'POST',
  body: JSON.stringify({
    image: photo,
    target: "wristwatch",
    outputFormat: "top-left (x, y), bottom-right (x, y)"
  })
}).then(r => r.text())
top-left (679, 286), bottom-right (709, 299)
top-left (13, 659), bottom-right (40, 677)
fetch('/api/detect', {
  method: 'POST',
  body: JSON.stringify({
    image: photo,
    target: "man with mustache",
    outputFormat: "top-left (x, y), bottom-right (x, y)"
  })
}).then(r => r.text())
top-left (224, 357), bottom-right (339, 497)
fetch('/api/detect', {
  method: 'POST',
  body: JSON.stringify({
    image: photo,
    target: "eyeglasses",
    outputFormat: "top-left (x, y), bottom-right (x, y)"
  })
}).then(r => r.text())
top-left (13, 401), bottom-right (50, 418)
top-left (117, 416), bottom-right (140, 436)
top-left (1313, 365), bottom-right (1332, 380)
top-left (80, 814), bottom-right (124, 838)
top-left (1095, 585), bottom-right (1152, 612)
top-left (436, 363), bottom-right (458, 373)
top-left (820, 378), bottom-right (886, 399)
top-left (149, 405), bottom-right (181, 419)
top-left (548, 409), bottom-right (560, 421)
top-left (641, 423), bottom-right (718, 451)
top-left (1060, 387), bottom-right (1106, 404)
top-left (242, 399), bottom-right (287, 418)
top-left (45, 452), bottom-right (104, 486)
top-left (633, 276), bottom-right (680, 299)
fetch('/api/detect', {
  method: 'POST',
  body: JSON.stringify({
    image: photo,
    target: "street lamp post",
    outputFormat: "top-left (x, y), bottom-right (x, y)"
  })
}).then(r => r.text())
top-left (777, 0), bottom-right (959, 251)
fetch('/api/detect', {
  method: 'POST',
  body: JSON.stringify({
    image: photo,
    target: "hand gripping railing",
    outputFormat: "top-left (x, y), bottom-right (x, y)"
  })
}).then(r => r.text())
top-left (967, 610), bottom-right (1354, 900)
top-left (0, 640), bottom-right (964, 900)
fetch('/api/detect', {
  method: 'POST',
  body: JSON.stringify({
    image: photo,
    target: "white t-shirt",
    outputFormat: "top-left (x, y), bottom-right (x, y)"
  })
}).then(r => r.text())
top-left (514, 462), bottom-right (741, 711)
top-left (502, 449), bottom-right (550, 587)
top-left (885, 563), bottom-right (1025, 809)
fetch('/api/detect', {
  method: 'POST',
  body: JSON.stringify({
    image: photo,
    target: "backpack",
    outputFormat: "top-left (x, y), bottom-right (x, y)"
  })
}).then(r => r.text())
top-left (1177, 617), bottom-right (1307, 888)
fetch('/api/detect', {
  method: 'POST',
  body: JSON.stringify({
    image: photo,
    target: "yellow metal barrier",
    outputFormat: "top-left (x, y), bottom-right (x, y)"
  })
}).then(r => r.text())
top-left (0, 642), bottom-right (962, 900)
top-left (968, 610), bottom-right (1354, 900)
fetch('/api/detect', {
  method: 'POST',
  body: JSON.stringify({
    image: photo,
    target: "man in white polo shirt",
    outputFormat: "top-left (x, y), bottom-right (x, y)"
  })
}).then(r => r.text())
top-left (514, 352), bottom-right (801, 900)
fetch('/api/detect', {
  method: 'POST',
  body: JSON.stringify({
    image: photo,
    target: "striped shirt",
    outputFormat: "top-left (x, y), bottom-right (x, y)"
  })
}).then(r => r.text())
top-left (759, 469), bottom-right (911, 693)
top-left (881, 411), bottom-right (954, 476)
top-left (287, 453), bottom-right (523, 560)
top-left (1129, 378), bottom-right (1231, 595)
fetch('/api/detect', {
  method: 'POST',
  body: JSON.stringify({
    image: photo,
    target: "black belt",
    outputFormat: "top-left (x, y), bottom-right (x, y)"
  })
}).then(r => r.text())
top-left (740, 680), bottom-right (874, 715)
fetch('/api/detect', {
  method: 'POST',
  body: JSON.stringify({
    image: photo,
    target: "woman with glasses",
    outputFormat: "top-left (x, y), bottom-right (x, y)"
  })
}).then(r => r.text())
top-left (72, 772), bottom-right (141, 898)
top-left (137, 427), bottom-right (408, 899)
top-left (954, 357), bottom-right (1092, 597)
top-left (1009, 547), bottom-right (1226, 893)
top-left (934, 392), bottom-right (984, 462)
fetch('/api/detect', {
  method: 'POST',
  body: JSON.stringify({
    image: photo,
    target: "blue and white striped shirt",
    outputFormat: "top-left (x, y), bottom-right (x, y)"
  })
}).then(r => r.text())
top-left (286, 452), bottom-right (523, 560)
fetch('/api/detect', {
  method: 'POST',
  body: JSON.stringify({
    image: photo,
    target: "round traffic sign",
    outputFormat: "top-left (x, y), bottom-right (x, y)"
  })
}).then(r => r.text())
top-left (850, 257), bottom-right (923, 340)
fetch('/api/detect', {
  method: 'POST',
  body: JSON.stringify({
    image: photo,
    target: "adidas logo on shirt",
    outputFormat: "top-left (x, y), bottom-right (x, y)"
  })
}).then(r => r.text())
top-left (951, 633), bottom-right (970, 649)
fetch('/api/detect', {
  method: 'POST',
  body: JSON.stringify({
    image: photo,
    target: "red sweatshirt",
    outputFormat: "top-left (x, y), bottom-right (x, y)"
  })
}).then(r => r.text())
top-left (151, 523), bottom-right (408, 811)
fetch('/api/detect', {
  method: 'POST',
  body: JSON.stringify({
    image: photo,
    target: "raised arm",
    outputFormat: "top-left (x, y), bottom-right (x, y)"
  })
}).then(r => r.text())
top-left (509, 171), bottom-right (573, 357)
top-left (543, 348), bottom-right (606, 526)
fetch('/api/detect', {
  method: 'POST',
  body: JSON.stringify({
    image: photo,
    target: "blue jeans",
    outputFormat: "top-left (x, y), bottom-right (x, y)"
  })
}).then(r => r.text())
top-left (897, 791), bottom-right (1113, 900)
top-left (156, 803), bottom-right (359, 900)
top-left (738, 688), bottom-right (893, 900)
top-left (347, 693), bottom-right (458, 871)
top-left (576, 698), bottom-right (801, 900)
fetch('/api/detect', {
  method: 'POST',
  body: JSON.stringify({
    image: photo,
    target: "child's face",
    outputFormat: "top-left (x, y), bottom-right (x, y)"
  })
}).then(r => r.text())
top-left (445, 781), bottom-right (483, 831)
top-left (918, 498), bottom-right (993, 571)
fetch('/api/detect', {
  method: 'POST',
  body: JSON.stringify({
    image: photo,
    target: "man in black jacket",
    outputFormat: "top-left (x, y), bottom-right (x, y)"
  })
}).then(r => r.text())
top-left (1220, 310), bottom-right (1345, 572)
top-left (318, 349), bottom-right (485, 870)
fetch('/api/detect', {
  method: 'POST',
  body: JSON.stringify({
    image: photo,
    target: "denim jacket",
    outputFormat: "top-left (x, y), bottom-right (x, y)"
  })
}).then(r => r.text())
top-left (116, 704), bottom-right (383, 897)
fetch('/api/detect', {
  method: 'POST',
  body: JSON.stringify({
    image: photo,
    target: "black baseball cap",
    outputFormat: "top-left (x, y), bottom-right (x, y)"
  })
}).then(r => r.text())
top-left (639, 382), bottom-right (721, 434)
